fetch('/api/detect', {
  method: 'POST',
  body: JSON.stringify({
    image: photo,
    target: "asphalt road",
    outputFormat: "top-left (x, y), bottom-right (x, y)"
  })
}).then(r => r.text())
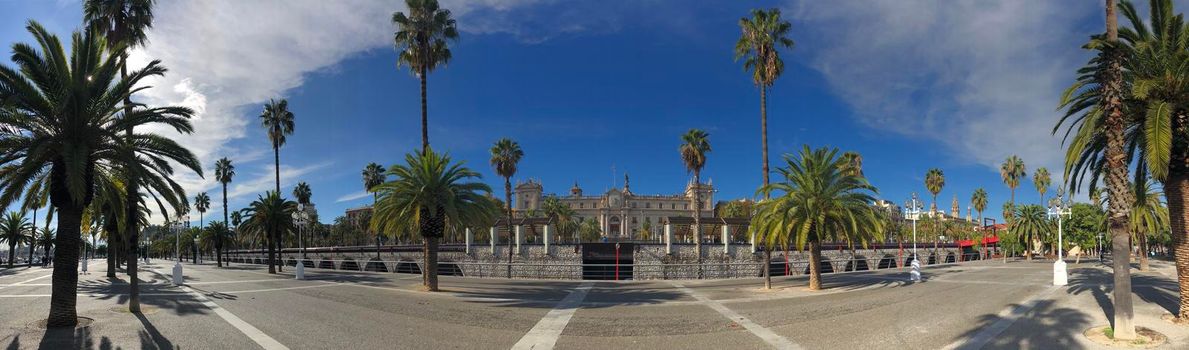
top-left (0, 257), bottom-right (1185, 349)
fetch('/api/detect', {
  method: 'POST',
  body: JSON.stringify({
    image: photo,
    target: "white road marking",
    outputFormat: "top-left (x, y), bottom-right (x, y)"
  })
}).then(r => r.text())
top-left (150, 269), bottom-right (289, 350)
top-left (511, 282), bottom-right (594, 350)
top-left (671, 282), bottom-right (803, 350)
top-left (941, 286), bottom-right (1059, 350)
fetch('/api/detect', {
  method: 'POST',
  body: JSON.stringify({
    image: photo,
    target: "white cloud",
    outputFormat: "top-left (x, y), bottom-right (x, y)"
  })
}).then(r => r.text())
top-left (789, 1), bottom-right (1098, 179)
top-left (120, 0), bottom-right (547, 222)
top-left (335, 191), bottom-right (372, 203)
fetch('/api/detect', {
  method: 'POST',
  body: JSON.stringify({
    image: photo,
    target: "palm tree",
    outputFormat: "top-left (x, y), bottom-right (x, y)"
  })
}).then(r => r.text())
top-left (1055, 0), bottom-right (1157, 333)
top-left (37, 228), bottom-right (55, 262)
top-left (260, 99), bottom-right (295, 193)
top-left (1130, 179), bottom-right (1167, 272)
top-left (0, 212), bottom-right (31, 268)
top-left (0, 22), bottom-right (199, 327)
top-left (924, 168), bottom-right (945, 213)
top-left (293, 182), bottom-right (312, 205)
top-left (1009, 205), bottom-right (1051, 262)
top-left (1000, 156), bottom-right (1026, 220)
top-left (84, 0), bottom-right (158, 315)
top-left (362, 163), bottom-right (386, 259)
top-left (392, 0), bottom-right (459, 151)
top-left (214, 157), bottom-right (234, 267)
top-left (489, 138), bottom-right (523, 278)
top-left (972, 188), bottom-right (989, 257)
top-left (735, 8), bottom-right (794, 192)
top-left (241, 191), bottom-right (297, 274)
top-left (680, 129), bottom-right (711, 275)
top-left (373, 148), bottom-right (497, 291)
top-left (1033, 167), bottom-right (1051, 205)
top-left (751, 146), bottom-right (883, 290)
top-left (203, 221), bottom-right (232, 263)
top-left (195, 192), bottom-right (210, 230)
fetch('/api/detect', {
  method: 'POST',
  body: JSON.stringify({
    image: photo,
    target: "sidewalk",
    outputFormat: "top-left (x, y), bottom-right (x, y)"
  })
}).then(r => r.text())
top-left (0, 259), bottom-right (261, 349)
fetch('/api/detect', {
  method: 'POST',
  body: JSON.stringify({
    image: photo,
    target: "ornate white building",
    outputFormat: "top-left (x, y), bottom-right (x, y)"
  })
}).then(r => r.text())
top-left (513, 174), bottom-right (714, 240)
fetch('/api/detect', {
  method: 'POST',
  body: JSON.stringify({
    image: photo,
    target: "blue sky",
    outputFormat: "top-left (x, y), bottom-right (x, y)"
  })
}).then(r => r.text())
top-left (0, 1), bottom-right (1120, 226)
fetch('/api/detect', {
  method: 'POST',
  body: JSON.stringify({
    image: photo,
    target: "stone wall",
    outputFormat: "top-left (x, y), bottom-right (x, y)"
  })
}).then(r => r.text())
top-left (224, 243), bottom-right (972, 280)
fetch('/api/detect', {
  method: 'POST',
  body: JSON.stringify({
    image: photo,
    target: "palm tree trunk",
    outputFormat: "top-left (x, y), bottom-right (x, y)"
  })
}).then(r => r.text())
top-left (693, 171), bottom-right (702, 279)
top-left (420, 66), bottom-right (429, 152)
top-left (273, 146), bottom-right (281, 193)
top-left (808, 239), bottom-right (822, 291)
top-left (1166, 171), bottom-right (1189, 320)
top-left (1138, 233), bottom-right (1149, 271)
top-left (1103, 0), bottom-right (1136, 338)
top-left (106, 240), bottom-right (116, 278)
top-left (47, 202), bottom-right (83, 327)
top-left (426, 235), bottom-right (439, 291)
top-left (267, 228), bottom-right (276, 274)
top-left (6, 242), bottom-right (12, 268)
top-left (220, 184), bottom-right (227, 268)
top-left (760, 87), bottom-right (769, 189)
top-left (505, 177), bottom-right (514, 279)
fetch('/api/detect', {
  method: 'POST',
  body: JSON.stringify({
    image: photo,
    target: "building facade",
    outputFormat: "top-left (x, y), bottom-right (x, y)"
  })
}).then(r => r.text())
top-left (513, 174), bottom-right (714, 240)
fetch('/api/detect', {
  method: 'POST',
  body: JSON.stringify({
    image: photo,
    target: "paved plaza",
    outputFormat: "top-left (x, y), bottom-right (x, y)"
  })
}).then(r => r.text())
top-left (0, 258), bottom-right (1186, 349)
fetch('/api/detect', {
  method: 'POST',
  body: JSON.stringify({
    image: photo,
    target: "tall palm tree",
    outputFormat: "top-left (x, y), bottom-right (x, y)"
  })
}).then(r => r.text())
top-left (736, 8), bottom-right (794, 192)
top-left (489, 139), bottom-right (523, 278)
top-left (292, 181), bottom-right (312, 252)
top-left (0, 22), bottom-right (199, 327)
top-left (241, 191), bottom-right (297, 274)
top-left (751, 146), bottom-right (883, 290)
top-left (195, 193), bottom-right (210, 230)
top-left (373, 148), bottom-right (497, 291)
top-left (84, 0), bottom-right (158, 315)
top-left (1055, 0), bottom-right (1156, 333)
top-left (972, 188), bottom-right (989, 256)
top-left (1130, 179), bottom-right (1168, 272)
top-left (0, 212), bottom-right (31, 268)
top-left (260, 99), bottom-right (295, 193)
top-left (1000, 156), bottom-right (1027, 220)
top-left (1033, 167), bottom-right (1052, 205)
top-left (925, 168), bottom-right (945, 213)
top-left (392, 0), bottom-right (459, 151)
top-left (214, 157), bottom-right (234, 267)
top-left (680, 129), bottom-right (711, 274)
top-left (193, 192), bottom-right (209, 263)
top-left (362, 163), bottom-right (386, 259)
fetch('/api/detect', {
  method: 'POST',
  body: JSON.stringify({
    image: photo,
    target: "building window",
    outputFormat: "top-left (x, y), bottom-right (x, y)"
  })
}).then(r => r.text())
top-left (630, 202), bottom-right (636, 208)
top-left (684, 203), bottom-right (689, 210)
top-left (579, 203), bottom-right (584, 209)
top-left (645, 202), bottom-right (651, 209)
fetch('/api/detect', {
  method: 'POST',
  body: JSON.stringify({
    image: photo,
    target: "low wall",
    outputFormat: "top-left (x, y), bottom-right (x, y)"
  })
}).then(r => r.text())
top-left (223, 243), bottom-right (974, 280)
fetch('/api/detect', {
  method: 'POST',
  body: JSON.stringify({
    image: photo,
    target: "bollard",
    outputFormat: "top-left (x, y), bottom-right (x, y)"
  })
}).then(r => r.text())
top-left (172, 261), bottom-right (184, 286)
top-left (909, 258), bottom-right (921, 282)
top-left (295, 260), bottom-right (305, 280)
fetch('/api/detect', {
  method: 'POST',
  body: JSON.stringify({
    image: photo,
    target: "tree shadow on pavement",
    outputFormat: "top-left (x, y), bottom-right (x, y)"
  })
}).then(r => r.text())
top-left (34, 325), bottom-right (117, 350)
top-left (952, 299), bottom-right (1091, 350)
top-left (449, 281), bottom-right (686, 309)
top-left (135, 311), bottom-right (175, 350)
top-left (1066, 267), bottom-right (1179, 320)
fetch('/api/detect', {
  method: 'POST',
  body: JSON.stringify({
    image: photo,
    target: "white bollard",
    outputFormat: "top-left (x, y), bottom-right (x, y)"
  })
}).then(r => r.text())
top-left (909, 258), bottom-right (921, 282)
top-left (664, 224), bottom-right (673, 255)
top-left (172, 261), bottom-right (184, 286)
top-left (722, 225), bottom-right (730, 254)
top-left (295, 260), bottom-right (305, 280)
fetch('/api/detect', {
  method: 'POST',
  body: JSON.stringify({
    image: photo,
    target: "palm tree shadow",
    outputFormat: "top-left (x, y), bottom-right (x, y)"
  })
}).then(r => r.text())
top-left (1066, 267), bottom-right (1179, 321)
top-left (35, 324), bottom-right (118, 350)
top-left (952, 299), bottom-right (1091, 349)
top-left (134, 311), bottom-right (175, 350)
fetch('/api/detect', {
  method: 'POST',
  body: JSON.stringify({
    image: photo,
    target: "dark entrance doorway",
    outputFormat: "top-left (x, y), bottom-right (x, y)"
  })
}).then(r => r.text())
top-left (582, 243), bottom-right (633, 280)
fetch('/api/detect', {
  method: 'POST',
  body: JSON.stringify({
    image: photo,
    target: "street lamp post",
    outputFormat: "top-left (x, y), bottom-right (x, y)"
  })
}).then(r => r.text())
top-left (1047, 190), bottom-right (1072, 286)
top-left (293, 204), bottom-right (308, 280)
top-left (172, 215), bottom-right (188, 286)
top-left (904, 193), bottom-right (924, 281)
